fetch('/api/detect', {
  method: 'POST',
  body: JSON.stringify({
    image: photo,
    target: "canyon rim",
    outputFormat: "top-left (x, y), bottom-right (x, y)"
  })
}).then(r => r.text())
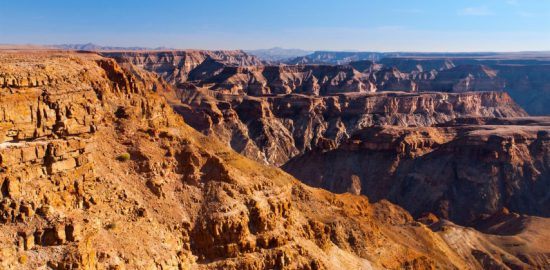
top-left (1, 1), bottom-right (550, 269)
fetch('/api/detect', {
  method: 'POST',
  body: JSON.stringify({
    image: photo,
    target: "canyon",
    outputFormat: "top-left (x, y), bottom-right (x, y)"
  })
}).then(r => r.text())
top-left (109, 49), bottom-right (550, 220)
top-left (173, 89), bottom-right (526, 166)
top-left (0, 48), bottom-right (549, 270)
top-left (283, 117), bottom-right (550, 225)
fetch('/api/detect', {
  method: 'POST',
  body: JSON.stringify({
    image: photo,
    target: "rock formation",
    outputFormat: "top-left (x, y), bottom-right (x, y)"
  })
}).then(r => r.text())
top-left (173, 89), bottom-right (526, 166)
top-left (4, 50), bottom-right (549, 269)
top-left (103, 50), bottom-right (263, 85)
top-left (108, 50), bottom-right (550, 115)
top-left (195, 65), bottom-right (375, 96)
top-left (283, 117), bottom-right (550, 226)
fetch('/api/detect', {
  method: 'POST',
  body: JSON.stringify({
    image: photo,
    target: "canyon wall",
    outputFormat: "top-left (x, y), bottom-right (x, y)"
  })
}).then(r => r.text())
top-left (5, 50), bottom-right (547, 269)
top-left (283, 118), bottom-right (550, 226)
top-left (196, 65), bottom-right (375, 95)
top-left (108, 50), bottom-right (550, 115)
top-left (354, 57), bottom-right (550, 115)
top-left (102, 50), bottom-right (263, 85)
top-left (174, 89), bottom-right (526, 166)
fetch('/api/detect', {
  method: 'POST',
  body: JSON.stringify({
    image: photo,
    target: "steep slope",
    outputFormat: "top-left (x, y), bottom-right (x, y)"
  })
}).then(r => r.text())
top-left (286, 51), bottom-right (550, 66)
top-left (283, 117), bottom-right (550, 226)
top-left (287, 51), bottom-right (385, 65)
top-left (4, 51), bottom-right (546, 269)
top-left (106, 50), bottom-right (550, 115)
top-left (195, 65), bottom-right (374, 96)
top-left (173, 89), bottom-right (526, 166)
top-left (368, 57), bottom-right (550, 115)
top-left (103, 50), bottom-right (263, 85)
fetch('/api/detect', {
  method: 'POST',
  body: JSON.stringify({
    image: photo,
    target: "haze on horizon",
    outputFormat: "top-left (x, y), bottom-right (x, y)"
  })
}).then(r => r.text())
top-left (1, 0), bottom-right (550, 52)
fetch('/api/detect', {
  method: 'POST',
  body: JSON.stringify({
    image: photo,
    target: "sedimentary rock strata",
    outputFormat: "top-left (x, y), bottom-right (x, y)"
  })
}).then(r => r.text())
top-left (2, 50), bottom-right (548, 270)
top-left (283, 117), bottom-right (550, 226)
top-left (108, 50), bottom-right (550, 116)
top-left (174, 89), bottom-right (526, 165)
top-left (195, 65), bottom-right (375, 96)
top-left (103, 50), bottom-right (263, 85)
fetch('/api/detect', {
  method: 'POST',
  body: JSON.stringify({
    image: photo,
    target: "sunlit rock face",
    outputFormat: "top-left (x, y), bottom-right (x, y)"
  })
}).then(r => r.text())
top-left (7, 50), bottom-right (548, 270)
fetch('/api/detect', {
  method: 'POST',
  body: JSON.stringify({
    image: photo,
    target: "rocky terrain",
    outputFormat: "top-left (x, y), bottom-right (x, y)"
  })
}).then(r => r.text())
top-left (1, 49), bottom-right (545, 270)
top-left (192, 64), bottom-right (375, 95)
top-left (287, 52), bottom-right (550, 115)
top-left (173, 89), bottom-right (526, 166)
top-left (246, 47), bottom-right (312, 62)
top-left (106, 50), bottom-right (538, 167)
top-left (367, 57), bottom-right (550, 115)
top-left (103, 51), bottom-right (263, 85)
top-left (2, 49), bottom-right (547, 269)
top-left (283, 117), bottom-right (550, 226)
top-left (287, 51), bottom-right (550, 66)
top-left (109, 50), bottom-right (550, 116)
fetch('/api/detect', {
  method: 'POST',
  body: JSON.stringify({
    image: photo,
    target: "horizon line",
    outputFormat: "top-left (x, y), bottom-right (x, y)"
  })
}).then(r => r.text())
top-left (2, 43), bottom-right (550, 54)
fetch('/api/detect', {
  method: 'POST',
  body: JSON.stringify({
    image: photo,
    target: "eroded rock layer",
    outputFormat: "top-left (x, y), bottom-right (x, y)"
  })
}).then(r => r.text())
top-left (102, 50), bottom-right (263, 85)
top-left (283, 117), bottom-right (550, 226)
top-left (288, 53), bottom-right (550, 115)
top-left (173, 89), bottom-right (527, 166)
top-left (4, 51), bottom-right (548, 269)
top-left (193, 65), bottom-right (375, 95)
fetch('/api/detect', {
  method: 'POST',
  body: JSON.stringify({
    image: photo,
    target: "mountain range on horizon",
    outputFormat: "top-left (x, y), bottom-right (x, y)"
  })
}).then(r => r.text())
top-left (45, 43), bottom-right (550, 57)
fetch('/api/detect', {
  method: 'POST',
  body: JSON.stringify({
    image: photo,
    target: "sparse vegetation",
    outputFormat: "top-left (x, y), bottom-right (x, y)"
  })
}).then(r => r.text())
top-left (116, 153), bottom-right (131, 162)
top-left (105, 222), bottom-right (118, 230)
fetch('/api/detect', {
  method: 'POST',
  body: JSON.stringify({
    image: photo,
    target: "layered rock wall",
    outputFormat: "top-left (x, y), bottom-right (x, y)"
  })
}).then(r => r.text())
top-left (1, 50), bottom-right (547, 270)
top-left (283, 118), bottom-right (550, 225)
top-left (177, 90), bottom-right (527, 165)
top-left (103, 50), bottom-right (263, 85)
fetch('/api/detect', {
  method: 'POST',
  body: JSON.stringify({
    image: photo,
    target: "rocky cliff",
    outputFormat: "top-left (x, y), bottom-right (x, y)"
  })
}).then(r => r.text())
top-left (196, 65), bottom-right (375, 96)
top-left (102, 50), bottom-right (263, 85)
top-left (4, 50), bottom-right (546, 269)
top-left (173, 89), bottom-right (526, 166)
top-left (107, 51), bottom-right (550, 115)
top-left (357, 57), bottom-right (550, 115)
top-left (283, 117), bottom-right (550, 226)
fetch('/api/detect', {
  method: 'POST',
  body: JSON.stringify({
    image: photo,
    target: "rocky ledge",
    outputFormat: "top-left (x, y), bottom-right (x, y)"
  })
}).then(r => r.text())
top-left (102, 50), bottom-right (263, 85)
top-left (283, 117), bottom-right (550, 226)
top-left (173, 89), bottom-right (526, 166)
top-left (1, 50), bottom-right (548, 270)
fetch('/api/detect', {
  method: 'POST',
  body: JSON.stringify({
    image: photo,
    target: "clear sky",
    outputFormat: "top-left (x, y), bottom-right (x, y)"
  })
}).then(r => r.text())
top-left (1, 0), bottom-right (549, 52)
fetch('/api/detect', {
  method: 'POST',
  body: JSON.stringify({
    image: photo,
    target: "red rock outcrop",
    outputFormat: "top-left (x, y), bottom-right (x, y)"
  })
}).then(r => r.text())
top-left (7, 50), bottom-right (547, 270)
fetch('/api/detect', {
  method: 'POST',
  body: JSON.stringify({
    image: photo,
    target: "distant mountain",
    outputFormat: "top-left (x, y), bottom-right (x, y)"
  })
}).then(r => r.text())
top-left (286, 51), bottom-right (550, 65)
top-left (286, 51), bottom-right (385, 65)
top-left (246, 47), bottom-right (312, 62)
top-left (53, 43), bottom-right (173, 51)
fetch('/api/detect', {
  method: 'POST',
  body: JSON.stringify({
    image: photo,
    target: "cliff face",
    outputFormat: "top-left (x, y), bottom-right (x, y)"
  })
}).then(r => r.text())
top-left (5, 50), bottom-right (545, 270)
top-left (283, 117), bottom-right (550, 226)
top-left (197, 65), bottom-right (375, 96)
top-left (102, 50), bottom-right (263, 85)
top-left (357, 57), bottom-right (550, 115)
top-left (107, 51), bottom-right (550, 115)
top-left (174, 89), bottom-right (526, 166)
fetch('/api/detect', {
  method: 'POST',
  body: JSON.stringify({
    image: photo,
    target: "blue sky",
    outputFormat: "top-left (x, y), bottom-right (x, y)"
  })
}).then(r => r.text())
top-left (1, 0), bottom-right (549, 51)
